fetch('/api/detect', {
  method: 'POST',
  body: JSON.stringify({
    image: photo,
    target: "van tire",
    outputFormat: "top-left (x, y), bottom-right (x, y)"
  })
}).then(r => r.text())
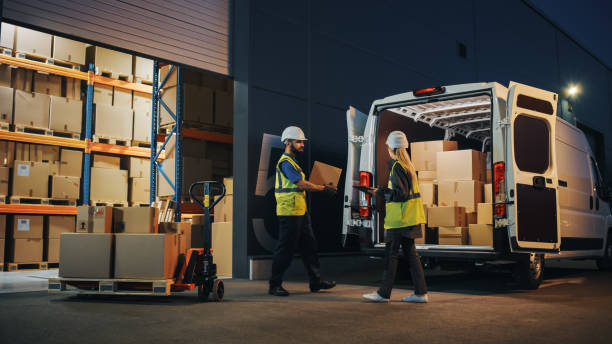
top-left (514, 254), bottom-right (544, 290)
top-left (596, 232), bottom-right (612, 271)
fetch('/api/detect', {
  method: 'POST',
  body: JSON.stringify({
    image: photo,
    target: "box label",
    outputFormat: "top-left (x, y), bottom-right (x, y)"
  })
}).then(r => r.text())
top-left (17, 218), bottom-right (31, 231)
top-left (17, 163), bottom-right (30, 177)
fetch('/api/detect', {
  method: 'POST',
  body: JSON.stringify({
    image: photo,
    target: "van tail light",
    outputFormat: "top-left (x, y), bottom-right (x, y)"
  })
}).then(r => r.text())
top-left (359, 171), bottom-right (372, 217)
top-left (493, 162), bottom-right (506, 217)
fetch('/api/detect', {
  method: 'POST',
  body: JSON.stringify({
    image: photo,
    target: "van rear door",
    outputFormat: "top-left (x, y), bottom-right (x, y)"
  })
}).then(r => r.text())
top-left (506, 82), bottom-right (561, 252)
top-left (342, 106), bottom-right (369, 245)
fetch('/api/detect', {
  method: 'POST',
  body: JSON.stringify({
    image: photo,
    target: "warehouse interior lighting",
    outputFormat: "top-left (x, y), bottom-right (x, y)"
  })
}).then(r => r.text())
top-left (566, 84), bottom-right (580, 97)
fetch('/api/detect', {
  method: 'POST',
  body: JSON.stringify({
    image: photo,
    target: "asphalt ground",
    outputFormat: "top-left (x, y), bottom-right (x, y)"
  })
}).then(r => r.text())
top-left (0, 259), bottom-right (610, 344)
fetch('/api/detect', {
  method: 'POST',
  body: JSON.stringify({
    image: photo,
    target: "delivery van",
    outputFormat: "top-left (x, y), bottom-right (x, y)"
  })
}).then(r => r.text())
top-left (343, 81), bottom-right (612, 289)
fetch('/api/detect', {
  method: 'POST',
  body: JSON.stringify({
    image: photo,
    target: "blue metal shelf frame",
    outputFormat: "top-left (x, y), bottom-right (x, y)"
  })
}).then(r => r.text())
top-left (82, 63), bottom-right (95, 205)
top-left (150, 62), bottom-right (184, 222)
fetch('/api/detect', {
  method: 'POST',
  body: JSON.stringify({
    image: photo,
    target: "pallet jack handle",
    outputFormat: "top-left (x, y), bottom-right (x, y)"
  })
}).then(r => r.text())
top-left (188, 181), bottom-right (226, 252)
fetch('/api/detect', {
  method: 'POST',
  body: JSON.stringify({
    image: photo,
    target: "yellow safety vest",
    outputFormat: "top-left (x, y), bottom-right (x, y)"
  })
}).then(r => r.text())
top-left (275, 154), bottom-right (307, 216)
top-left (384, 161), bottom-right (426, 229)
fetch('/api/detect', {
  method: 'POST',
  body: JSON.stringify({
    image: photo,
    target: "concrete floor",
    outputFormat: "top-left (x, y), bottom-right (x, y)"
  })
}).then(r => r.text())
top-left (0, 259), bottom-right (611, 343)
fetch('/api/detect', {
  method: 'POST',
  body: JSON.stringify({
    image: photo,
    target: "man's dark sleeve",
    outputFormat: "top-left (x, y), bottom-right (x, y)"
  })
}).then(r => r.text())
top-left (381, 164), bottom-right (413, 202)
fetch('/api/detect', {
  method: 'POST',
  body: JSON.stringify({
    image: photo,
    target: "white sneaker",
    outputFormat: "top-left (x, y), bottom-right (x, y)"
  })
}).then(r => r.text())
top-left (362, 292), bottom-right (389, 302)
top-left (401, 294), bottom-right (428, 303)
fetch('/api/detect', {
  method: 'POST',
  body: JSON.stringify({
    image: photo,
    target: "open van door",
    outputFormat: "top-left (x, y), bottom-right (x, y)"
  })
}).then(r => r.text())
top-left (342, 106), bottom-right (368, 246)
top-left (506, 82), bottom-right (561, 252)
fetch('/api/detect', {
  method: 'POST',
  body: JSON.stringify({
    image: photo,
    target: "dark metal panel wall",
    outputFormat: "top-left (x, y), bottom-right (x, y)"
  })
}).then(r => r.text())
top-left (2, 0), bottom-right (230, 75)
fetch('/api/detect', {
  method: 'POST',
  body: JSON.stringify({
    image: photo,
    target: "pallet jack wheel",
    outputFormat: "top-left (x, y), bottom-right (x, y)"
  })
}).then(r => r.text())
top-left (213, 279), bottom-right (224, 301)
top-left (197, 284), bottom-right (210, 302)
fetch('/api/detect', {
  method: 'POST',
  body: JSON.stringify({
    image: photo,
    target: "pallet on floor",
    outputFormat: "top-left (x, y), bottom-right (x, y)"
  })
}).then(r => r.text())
top-left (131, 140), bottom-right (151, 148)
top-left (95, 68), bottom-right (133, 82)
top-left (8, 261), bottom-right (49, 272)
top-left (48, 277), bottom-right (174, 296)
top-left (52, 130), bottom-right (80, 140)
top-left (14, 51), bottom-right (81, 71)
top-left (47, 262), bottom-right (60, 269)
top-left (10, 196), bottom-right (50, 205)
top-left (48, 198), bottom-right (77, 206)
top-left (92, 135), bottom-right (130, 146)
top-left (14, 125), bottom-right (53, 136)
top-left (92, 200), bottom-right (129, 207)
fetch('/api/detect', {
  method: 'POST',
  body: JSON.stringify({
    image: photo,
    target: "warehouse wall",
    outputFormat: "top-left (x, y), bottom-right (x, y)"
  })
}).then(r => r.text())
top-left (233, 0), bottom-right (612, 273)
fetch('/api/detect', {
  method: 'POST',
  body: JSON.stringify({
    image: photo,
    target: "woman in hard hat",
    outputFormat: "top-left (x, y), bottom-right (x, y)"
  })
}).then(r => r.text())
top-left (362, 131), bottom-right (428, 303)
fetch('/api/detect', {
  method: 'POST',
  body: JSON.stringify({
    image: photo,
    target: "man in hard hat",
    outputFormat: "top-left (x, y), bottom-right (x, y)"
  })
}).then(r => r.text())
top-left (269, 126), bottom-right (338, 297)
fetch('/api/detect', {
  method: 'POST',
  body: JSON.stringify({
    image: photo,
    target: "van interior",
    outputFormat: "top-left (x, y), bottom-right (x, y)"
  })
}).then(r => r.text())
top-left (374, 94), bottom-right (493, 244)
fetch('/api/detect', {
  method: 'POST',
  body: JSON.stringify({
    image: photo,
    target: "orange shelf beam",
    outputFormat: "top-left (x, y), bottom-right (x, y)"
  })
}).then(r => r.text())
top-left (93, 75), bottom-right (152, 94)
top-left (0, 130), bottom-right (86, 149)
top-left (0, 204), bottom-right (77, 215)
top-left (0, 54), bottom-right (88, 80)
top-left (89, 142), bottom-right (151, 158)
top-left (158, 128), bottom-right (233, 145)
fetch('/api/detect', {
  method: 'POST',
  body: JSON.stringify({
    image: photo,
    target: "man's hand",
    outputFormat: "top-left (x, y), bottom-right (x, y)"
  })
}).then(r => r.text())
top-left (323, 183), bottom-right (337, 196)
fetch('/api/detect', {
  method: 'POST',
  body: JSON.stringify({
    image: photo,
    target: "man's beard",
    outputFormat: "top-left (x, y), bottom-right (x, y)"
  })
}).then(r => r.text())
top-left (290, 143), bottom-right (303, 156)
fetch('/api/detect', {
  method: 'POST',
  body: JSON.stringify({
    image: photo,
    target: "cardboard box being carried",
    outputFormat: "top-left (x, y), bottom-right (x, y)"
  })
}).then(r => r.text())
top-left (129, 177), bottom-right (149, 204)
top-left (0, 86), bottom-right (13, 123)
top-left (13, 215), bottom-right (43, 239)
top-left (427, 206), bottom-right (466, 228)
top-left (0, 166), bottom-right (9, 196)
top-left (411, 140), bottom-right (457, 171)
top-left (114, 233), bottom-right (179, 279)
top-left (94, 104), bottom-right (133, 140)
top-left (52, 36), bottom-right (86, 65)
top-left (477, 203), bottom-right (493, 225)
top-left (33, 73), bottom-right (61, 97)
top-left (418, 182), bottom-right (437, 207)
top-left (437, 150), bottom-right (487, 182)
top-left (86, 46), bottom-right (133, 77)
top-left (309, 161), bottom-right (342, 188)
top-left (11, 238), bottom-right (43, 263)
top-left (59, 149), bottom-right (83, 177)
top-left (50, 96), bottom-right (82, 134)
top-left (12, 161), bottom-right (49, 197)
top-left (13, 90), bottom-right (50, 129)
top-left (438, 180), bottom-right (483, 213)
top-left (438, 227), bottom-right (468, 245)
top-left (90, 167), bottom-right (128, 202)
top-left (49, 216), bottom-right (76, 238)
top-left (212, 222), bottom-right (232, 277)
top-left (469, 224), bottom-right (493, 246)
top-left (93, 154), bottom-right (121, 169)
top-left (59, 233), bottom-right (114, 278)
top-left (51, 175), bottom-right (80, 199)
top-left (15, 26), bottom-right (52, 57)
top-left (112, 207), bottom-right (159, 234)
top-left (77, 206), bottom-right (112, 233)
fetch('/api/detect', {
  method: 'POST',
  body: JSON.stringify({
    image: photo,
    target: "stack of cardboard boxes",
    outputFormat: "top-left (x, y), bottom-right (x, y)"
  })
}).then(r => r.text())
top-left (210, 177), bottom-right (233, 277)
top-left (90, 154), bottom-right (128, 204)
top-left (10, 215), bottom-right (43, 263)
top-left (411, 140), bottom-right (493, 246)
top-left (128, 157), bottom-right (150, 205)
top-left (0, 141), bottom-right (13, 199)
top-left (0, 215), bottom-right (5, 266)
top-left (47, 216), bottom-right (76, 263)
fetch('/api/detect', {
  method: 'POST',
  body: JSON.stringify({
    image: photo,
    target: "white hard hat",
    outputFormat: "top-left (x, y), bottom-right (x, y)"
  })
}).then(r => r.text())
top-left (386, 131), bottom-right (409, 149)
top-left (281, 126), bottom-right (308, 143)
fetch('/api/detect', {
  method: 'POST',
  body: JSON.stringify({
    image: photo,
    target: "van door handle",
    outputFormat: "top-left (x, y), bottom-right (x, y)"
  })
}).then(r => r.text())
top-left (590, 196), bottom-right (593, 210)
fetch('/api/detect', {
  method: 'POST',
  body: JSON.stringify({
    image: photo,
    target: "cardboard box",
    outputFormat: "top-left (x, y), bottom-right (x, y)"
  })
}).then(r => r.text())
top-left (212, 222), bottom-right (232, 277)
top-left (438, 180), bottom-right (483, 213)
top-left (160, 84), bottom-right (213, 125)
top-left (0, 86), bottom-right (13, 123)
top-left (76, 206), bottom-right (112, 233)
top-left (15, 143), bottom-right (30, 161)
top-left (214, 194), bottom-right (233, 222)
top-left (50, 96), bottom-right (82, 133)
top-left (51, 175), bottom-right (80, 199)
top-left (114, 233), bottom-right (179, 279)
top-left (59, 233), bottom-right (114, 278)
top-left (114, 87), bottom-right (132, 108)
top-left (158, 222), bottom-right (192, 255)
top-left (159, 65), bottom-right (202, 88)
top-left (411, 140), bottom-right (457, 171)
top-left (1, 22), bottom-right (15, 49)
top-left (12, 161), bottom-right (49, 197)
top-left (93, 84), bottom-right (113, 105)
top-left (49, 161), bottom-right (60, 176)
top-left (309, 161), bottom-right (342, 188)
top-left (484, 184), bottom-right (493, 204)
top-left (438, 227), bottom-right (468, 245)
top-left (477, 203), bottom-right (493, 225)
top-left (486, 169), bottom-right (492, 184)
top-left (427, 206), bottom-right (466, 228)
top-left (90, 167), bottom-right (128, 202)
top-left (86, 46), bottom-right (132, 77)
top-left (224, 177), bottom-right (233, 195)
top-left (93, 154), bottom-right (121, 169)
top-left (47, 238), bottom-right (60, 263)
top-left (418, 170), bottom-right (437, 182)
top-left (130, 177), bottom-right (149, 204)
top-left (13, 90), bottom-right (50, 129)
top-left (0, 166), bottom-right (9, 196)
top-left (33, 73), bottom-right (62, 96)
top-left (65, 78), bottom-right (82, 100)
top-left (418, 182), bottom-right (437, 206)
top-left (133, 56), bottom-right (153, 82)
top-left (0, 239), bottom-right (4, 263)
top-left (469, 224), bottom-right (493, 246)
top-left (214, 91), bottom-right (233, 127)
top-left (11, 238), bottom-right (43, 263)
top-left (13, 215), bottom-right (44, 239)
top-left (465, 212), bottom-right (478, 225)
top-left (29, 144), bottom-right (60, 163)
top-left (48, 216), bottom-right (75, 239)
top-left (12, 69), bottom-right (33, 91)
top-left (183, 138), bottom-right (208, 158)
top-left (94, 104), bottom-right (133, 140)
top-left (0, 141), bottom-right (15, 167)
top-left (15, 26), bottom-right (52, 57)
top-left (437, 150), bottom-right (487, 182)
top-left (133, 96), bottom-right (152, 143)
top-left (59, 149), bottom-right (83, 177)
top-left (0, 65), bottom-right (11, 87)
top-left (112, 207), bottom-right (159, 234)
top-left (128, 157), bottom-right (149, 179)
top-left (0, 214), bottom-right (5, 238)
top-left (52, 36), bottom-right (86, 65)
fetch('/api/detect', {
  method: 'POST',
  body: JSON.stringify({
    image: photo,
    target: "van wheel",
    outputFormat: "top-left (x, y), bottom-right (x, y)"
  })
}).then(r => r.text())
top-left (514, 254), bottom-right (544, 290)
top-left (596, 233), bottom-right (612, 271)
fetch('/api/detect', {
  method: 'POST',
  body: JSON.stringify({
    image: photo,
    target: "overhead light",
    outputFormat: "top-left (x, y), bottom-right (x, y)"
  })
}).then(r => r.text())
top-left (566, 84), bottom-right (580, 97)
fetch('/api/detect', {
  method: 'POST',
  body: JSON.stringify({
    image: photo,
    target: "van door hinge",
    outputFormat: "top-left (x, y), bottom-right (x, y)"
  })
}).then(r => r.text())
top-left (350, 136), bottom-right (365, 144)
top-left (498, 119), bottom-right (511, 127)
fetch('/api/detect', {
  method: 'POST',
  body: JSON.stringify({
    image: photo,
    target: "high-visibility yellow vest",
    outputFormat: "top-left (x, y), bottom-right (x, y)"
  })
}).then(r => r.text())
top-left (384, 161), bottom-right (426, 229)
top-left (275, 154), bottom-right (307, 216)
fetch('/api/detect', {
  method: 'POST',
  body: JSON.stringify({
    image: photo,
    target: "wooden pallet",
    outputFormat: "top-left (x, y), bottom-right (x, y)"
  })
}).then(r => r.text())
top-left (0, 47), bottom-right (12, 56)
top-left (0, 122), bottom-right (10, 131)
top-left (14, 125), bottom-right (53, 136)
top-left (8, 261), bottom-right (49, 272)
top-left (48, 277), bottom-right (174, 296)
top-left (130, 202), bottom-right (150, 207)
top-left (10, 196), bottom-right (50, 205)
top-left (15, 51), bottom-right (81, 71)
top-left (47, 262), bottom-right (60, 269)
top-left (95, 68), bottom-right (133, 82)
top-left (0, 195), bottom-right (7, 204)
top-left (48, 198), bottom-right (77, 206)
top-left (92, 201), bottom-right (129, 207)
top-left (92, 135), bottom-right (130, 146)
top-left (131, 140), bottom-right (151, 148)
top-left (134, 78), bottom-right (153, 85)
top-left (52, 130), bottom-right (80, 140)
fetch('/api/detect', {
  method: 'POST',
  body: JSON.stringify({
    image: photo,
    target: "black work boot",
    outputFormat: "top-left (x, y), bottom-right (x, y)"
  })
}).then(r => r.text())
top-left (269, 285), bottom-right (290, 296)
top-left (310, 280), bottom-right (336, 292)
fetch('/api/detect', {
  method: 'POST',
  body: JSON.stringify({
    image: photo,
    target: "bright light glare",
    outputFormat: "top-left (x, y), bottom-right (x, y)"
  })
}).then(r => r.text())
top-left (568, 86), bottom-right (578, 96)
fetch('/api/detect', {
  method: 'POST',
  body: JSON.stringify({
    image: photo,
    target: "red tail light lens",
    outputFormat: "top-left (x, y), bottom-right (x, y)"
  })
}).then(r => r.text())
top-left (493, 162), bottom-right (506, 217)
top-left (359, 171), bottom-right (372, 217)
top-left (413, 86), bottom-right (445, 97)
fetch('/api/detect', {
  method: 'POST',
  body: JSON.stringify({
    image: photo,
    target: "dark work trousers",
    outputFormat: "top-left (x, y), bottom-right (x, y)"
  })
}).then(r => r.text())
top-left (269, 214), bottom-right (321, 287)
top-left (378, 230), bottom-right (427, 298)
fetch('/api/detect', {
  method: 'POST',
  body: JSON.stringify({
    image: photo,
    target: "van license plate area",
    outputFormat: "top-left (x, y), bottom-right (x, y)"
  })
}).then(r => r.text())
top-left (516, 184), bottom-right (558, 243)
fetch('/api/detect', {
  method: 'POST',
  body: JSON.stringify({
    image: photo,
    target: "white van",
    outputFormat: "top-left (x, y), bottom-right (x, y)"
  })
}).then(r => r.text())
top-left (343, 81), bottom-right (612, 289)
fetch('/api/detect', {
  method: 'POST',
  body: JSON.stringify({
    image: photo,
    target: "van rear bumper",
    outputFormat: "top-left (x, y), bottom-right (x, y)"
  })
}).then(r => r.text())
top-left (363, 246), bottom-right (504, 261)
